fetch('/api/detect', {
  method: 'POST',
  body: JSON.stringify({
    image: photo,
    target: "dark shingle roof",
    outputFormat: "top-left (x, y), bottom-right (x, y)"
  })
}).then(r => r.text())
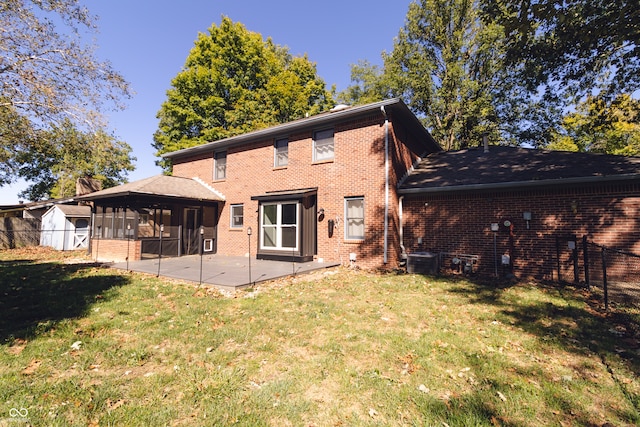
top-left (76, 175), bottom-right (225, 202)
top-left (162, 98), bottom-right (441, 160)
top-left (399, 146), bottom-right (640, 194)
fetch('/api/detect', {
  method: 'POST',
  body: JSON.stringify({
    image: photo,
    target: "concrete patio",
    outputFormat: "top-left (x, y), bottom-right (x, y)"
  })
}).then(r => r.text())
top-left (111, 254), bottom-right (340, 290)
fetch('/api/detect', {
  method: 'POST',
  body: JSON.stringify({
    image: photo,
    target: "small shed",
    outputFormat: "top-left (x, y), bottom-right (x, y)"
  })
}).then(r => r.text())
top-left (40, 204), bottom-right (91, 250)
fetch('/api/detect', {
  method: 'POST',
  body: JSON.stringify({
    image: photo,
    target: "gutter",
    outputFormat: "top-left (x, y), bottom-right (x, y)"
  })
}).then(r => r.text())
top-left (163, 98), bottom-right (408, 160)
top-left (398, 173), bottom-right (640, 195)
top-left (381, 105), bottom-right (389, 264)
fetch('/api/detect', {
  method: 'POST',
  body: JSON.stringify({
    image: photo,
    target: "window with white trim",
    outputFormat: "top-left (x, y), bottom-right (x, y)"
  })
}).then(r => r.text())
top-left (261, 202), bottom-right (298, 250)
top-left (214, 151), bottom-right (227, 180)
top-left (274, 137), bottom-right (288, 167)
top-left (230, 204), bottom-right (243, 228)
top-left (345, 197), bottom-right (365, 240)
top-left (313, 128), bottom-right (334, 162)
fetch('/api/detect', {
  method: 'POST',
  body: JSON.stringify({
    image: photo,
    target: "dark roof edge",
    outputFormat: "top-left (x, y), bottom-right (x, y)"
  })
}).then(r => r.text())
top-left (398, 173), bottom-right (640, 195)
top-left (251, 187), bottom-right (318, 201)
top-left (77, 190), bottom-right (218, 202)
top-left (163, 98), bottom-right (439, 159)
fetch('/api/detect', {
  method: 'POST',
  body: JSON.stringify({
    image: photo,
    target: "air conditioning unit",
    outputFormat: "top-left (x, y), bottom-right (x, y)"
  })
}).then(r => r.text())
top-left (407, 252), bottom-right (439, 275)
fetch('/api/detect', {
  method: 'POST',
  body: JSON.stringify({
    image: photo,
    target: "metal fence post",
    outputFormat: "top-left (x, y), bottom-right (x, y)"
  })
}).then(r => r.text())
top-left (157, 224), bottom-right (164, 277)
top-left (582, 235), bottom-right (590, 290)
top-left (601, 247), bottom-right (608, 311)
top-left (555, 235), bottom-right (561, 282)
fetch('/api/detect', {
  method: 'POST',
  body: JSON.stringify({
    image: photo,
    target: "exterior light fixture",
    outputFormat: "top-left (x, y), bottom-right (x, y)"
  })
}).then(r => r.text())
top-left (523, 211), bottom-right (532, 229)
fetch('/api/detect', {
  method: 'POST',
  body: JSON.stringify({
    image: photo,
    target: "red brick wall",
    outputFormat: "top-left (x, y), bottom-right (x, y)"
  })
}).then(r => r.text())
top-left (171, 112), bottom-right (428, 269)
top-left (91, 238), bottom-right (141, 263)
top-left (402, 183), bottom-right (640, 280)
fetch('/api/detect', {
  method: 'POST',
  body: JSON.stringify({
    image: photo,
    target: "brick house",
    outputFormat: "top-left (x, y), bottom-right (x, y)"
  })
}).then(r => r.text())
top-left (78, 98), bottom-right (639, 281)
top-left (399, 145), bottom-right (640, 281)
top-left (80, 98), bottom-right (440, 268)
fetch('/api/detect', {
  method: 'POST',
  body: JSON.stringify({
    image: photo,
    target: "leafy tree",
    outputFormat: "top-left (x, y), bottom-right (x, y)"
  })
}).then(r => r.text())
top-left (336, 60), bottom-right (392, 106)
top-left (0, 0), bottom-right (131, 128)
top-left (1, 0), bottom-right (133, 196)
top-left (547, 94), bottom-right (640, 156)
top-left (154, 17), bottom-right (334, 171)
top-left (0, 102), bottom-right (36, 187)
top-left (17, 120), bottom-right (135, 201)
top-left (340, 0), bottom-right (533, 150)
top-left (481, 0), bottom-right (640, 102)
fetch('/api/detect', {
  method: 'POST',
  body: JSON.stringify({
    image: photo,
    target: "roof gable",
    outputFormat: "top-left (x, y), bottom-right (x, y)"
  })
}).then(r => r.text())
top-left (76, 175), bottom-right (225, 202)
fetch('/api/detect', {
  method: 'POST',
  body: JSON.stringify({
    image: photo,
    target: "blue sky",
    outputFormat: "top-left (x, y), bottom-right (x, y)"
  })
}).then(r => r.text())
top-left (0, 0), bottom-right (413, 204)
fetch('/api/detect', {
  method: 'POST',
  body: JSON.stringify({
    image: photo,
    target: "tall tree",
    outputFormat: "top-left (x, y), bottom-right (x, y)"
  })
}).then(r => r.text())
top-left (17, 120), bottom-right (135, 201)
top-left (0, 102), bottom-right (36, 187)
top-left (547, 94), bottom-right (640, 156)
top-left (154, 17), bottom-right (334, 171)
top-left (1, 0), bottom-right (133, 195)
top-left (341, 0), bottom-right (530, 150)
top-left (0, 0), bottom-right (131, 128)
top-left (481, 0), bottom-right (640, 102)
top-left (337, 60), bottom-right (392, 106)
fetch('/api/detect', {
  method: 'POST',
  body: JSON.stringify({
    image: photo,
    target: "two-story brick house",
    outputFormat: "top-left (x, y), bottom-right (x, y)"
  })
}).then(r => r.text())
top-left (81, 98), bottom-right (440, 268)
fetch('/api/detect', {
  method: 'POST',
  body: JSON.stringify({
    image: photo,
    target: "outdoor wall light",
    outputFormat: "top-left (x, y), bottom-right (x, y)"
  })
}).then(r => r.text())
top-left (247, 226), bottom-right (252, 236)
top-left (523, 211), bottom-right (532, 229)
top-left (318, 208), bottom-right (325, 221)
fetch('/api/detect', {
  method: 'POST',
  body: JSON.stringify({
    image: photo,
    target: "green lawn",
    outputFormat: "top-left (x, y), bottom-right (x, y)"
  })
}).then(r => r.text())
top-left (1, 247), bottom-right (638, 426)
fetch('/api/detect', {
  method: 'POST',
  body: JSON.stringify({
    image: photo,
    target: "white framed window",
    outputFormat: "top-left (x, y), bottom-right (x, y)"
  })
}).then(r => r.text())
top-left (345, 197), bottom-right (365, 240)
top-left (260, 202), bottom-right (299, 251)
top-left (214, 151), bottom-right (227, 180)
top-left (313, 128), bottom-right (334, 162)
top-left (274, 137), bottom-right (288, 167)
top-left (230, 204), bottom-right (243, 228)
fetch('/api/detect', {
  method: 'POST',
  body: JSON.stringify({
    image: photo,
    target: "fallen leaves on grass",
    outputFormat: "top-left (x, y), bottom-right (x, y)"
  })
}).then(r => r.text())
top-left (106, 398), bottom-right (125, 410)
top-left (7, 338), bottom-right (27, 355)
top-left (22, 359), bottom-right (42, 375)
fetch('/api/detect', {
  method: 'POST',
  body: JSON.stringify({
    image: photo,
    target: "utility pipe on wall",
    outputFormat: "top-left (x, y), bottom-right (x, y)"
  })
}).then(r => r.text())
top-left (399, 196), bottom-right (407, 265)
top-left (381, 105), bottom-right (389, 264)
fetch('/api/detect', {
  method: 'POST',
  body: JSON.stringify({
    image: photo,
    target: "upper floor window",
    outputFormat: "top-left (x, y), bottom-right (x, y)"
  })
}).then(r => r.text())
top-left (313, 128), bottom-right (334, 162)
top-left (274, 138), bottom-right (288, 167)
top-left (214, 151), bottom-right (227, 180)
top-left (230, 204), bottom-right (243, 228)
top-left (345, 196), bottom-right (365, 240)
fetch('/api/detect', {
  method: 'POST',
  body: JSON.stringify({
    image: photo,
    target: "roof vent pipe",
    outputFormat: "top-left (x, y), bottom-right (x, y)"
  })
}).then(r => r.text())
top-left (483, 133), bottom-right (489, 153)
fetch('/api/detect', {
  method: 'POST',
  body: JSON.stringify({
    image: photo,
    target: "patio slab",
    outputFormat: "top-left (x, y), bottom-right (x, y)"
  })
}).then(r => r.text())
top-left (111, 254), bottom-right (340, 290)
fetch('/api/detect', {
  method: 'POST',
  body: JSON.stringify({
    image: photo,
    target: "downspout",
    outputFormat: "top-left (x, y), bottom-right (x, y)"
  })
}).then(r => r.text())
top-left (381, 105), bottom-right (389, 264)
top-left (399, 196), bottom-right (407, 266)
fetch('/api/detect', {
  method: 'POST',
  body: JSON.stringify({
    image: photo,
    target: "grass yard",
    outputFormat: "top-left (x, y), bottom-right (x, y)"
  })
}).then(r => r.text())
top-left (1, 247), bottom-right (639, 426)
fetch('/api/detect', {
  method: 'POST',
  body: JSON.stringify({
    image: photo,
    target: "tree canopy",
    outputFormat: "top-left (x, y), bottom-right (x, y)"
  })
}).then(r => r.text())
top-left (340, 0), bottom-right (638, 153)
top-left (547, 94), bottom-right (640, 156)
top-left (481, 0), bottom-right (640, 102)
top-left (339, 0), bottom-right (550, 150)
top-left (0, 0), bottom-right (131, 128)
top-left (154, 17), bottom-right (334, 171)
top-left (0, 0), bottom-right (134, 199)
top-left (16, 119), bottom-right (135, 201)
